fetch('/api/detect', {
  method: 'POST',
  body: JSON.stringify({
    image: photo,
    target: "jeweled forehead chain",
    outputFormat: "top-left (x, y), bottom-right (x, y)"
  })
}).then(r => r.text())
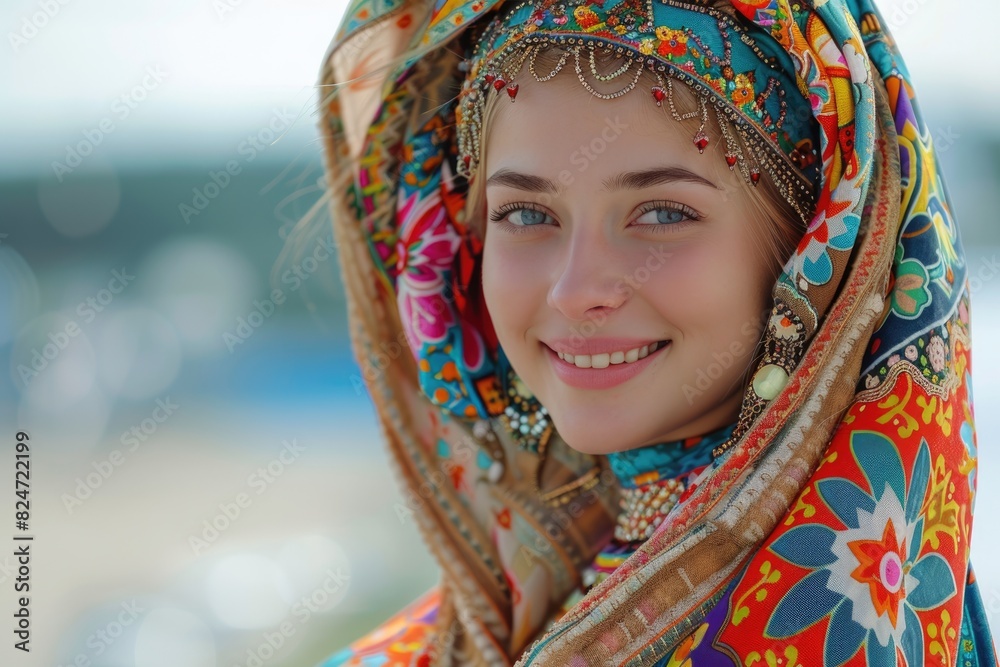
top-left (454, 2), bottom-right (820, 226)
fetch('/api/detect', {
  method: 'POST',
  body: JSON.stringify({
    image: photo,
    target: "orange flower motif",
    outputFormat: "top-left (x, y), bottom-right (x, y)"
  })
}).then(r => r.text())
top-left (656, 29), bottom-right (688, 58)
top-left (732, 86), bottom-right (753, 105)
top-left (574, 5), bottom-right (600, 28)
top-left (657, 37), bottom-right (687, 58)
top-left (847, 518), bottom-right (908, 629)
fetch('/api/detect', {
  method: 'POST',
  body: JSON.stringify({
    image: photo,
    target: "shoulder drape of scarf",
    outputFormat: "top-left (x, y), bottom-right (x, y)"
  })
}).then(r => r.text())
top-left (312, 0), bottom-right (997, 665)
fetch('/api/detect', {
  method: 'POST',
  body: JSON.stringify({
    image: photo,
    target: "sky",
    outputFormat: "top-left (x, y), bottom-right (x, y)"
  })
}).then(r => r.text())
top-left (0, 0), bottom-right (994, 175)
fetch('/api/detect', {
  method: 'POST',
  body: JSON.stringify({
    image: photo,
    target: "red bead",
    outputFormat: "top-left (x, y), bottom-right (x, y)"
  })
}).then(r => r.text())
top-left (506, 83), bottom-right (519, 100)
top-left (651, 86), bottom-right (666, 106)
top-left (725, 153), bottom-right (737, 169)
top-left (750, 169), bottom-right (761, 185)
top-left (493, 77), bottom-right (506, 92)
top-left (693, 131), bottom-right (709, 153)
top-left (484, 73), bottom-right (495, 84)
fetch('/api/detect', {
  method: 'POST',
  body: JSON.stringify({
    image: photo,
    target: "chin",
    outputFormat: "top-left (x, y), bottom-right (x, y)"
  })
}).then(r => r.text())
top-left (548, 412), bottom-right (643, 456)
top-left (550, 400), bottom-right (708, 455)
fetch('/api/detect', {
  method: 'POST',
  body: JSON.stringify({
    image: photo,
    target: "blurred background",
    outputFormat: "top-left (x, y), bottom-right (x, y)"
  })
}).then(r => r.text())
top-left (0, 0), bottom-right (997, 665)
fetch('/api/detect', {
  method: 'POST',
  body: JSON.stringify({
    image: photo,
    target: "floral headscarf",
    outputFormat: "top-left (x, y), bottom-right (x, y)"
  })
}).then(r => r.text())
top-left (315, 0), bottom-right (995, 664)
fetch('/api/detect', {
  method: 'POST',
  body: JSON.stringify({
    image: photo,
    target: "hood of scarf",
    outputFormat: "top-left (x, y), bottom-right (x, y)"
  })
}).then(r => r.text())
top-left (316, 1), bottom-right (981, 664)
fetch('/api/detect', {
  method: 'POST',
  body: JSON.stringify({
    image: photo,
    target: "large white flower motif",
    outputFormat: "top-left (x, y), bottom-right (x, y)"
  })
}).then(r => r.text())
top-left (766, 433), bottom-right (958, 666)
top-left (825, 482), bottom-right (919, 648)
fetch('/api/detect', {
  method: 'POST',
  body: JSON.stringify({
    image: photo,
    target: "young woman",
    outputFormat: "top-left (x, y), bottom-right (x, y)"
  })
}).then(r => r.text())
top-left (313, 0), bottom-right (997, 664)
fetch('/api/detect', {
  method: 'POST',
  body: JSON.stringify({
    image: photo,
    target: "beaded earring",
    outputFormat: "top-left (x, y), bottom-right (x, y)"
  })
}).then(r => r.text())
top-left (496, 359), bottom-right (553, 455)
top-left (493, 348), bottom-right (604, 508)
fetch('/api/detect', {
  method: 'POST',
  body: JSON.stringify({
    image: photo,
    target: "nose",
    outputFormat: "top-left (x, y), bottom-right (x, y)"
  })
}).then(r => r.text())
top-left (547, 233), bottom-right (628, 321)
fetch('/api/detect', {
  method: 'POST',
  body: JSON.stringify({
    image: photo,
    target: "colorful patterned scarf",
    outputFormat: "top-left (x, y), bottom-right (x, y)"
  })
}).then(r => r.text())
top-left (314, 0), bottom-right (996, 664)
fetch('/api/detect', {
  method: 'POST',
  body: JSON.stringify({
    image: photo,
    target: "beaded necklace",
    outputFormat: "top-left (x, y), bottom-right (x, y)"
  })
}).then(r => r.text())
top-left (558, 422), bottom-right (737, 614)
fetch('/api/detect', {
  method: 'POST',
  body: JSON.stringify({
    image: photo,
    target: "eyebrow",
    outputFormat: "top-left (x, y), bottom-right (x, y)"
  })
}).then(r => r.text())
top-left (485, 166), bottom-right (720, 193)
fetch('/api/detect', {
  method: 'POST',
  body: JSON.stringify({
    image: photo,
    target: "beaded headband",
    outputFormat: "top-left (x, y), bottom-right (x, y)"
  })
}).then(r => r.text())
top-left (455, 0), bottom-right (822, 224)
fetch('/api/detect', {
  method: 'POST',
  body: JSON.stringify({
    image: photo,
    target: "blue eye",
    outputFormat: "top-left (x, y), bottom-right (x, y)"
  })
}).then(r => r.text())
top-left (634, 201), bottom-right (701, 228)
top-left (488, 203), bottom-right (553, 230)
top-left (515, 209), bottom-right (548, 226)
top-left (655, 209), bottom-right (685, 224)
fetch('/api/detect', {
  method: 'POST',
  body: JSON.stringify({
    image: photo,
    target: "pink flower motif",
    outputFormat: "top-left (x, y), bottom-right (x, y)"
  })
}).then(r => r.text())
top-left (927, 335), bottom-right (946, 373)
top-left (395, 191), bottom-right (461, 352)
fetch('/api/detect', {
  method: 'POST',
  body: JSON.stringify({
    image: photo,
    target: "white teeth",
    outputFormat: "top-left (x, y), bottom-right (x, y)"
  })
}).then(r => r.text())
top-left (557, 341), bottom-right (666, 368)
top-left (590, 353), bottom-right (610, 369)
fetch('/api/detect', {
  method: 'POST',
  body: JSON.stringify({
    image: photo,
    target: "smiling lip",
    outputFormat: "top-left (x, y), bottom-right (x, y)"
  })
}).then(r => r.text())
top-left (542, 340), bottom-right (671, 390)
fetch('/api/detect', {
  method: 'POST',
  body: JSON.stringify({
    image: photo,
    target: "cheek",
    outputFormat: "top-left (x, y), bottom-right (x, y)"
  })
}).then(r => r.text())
top-left (482, 241), bottom-right (542, 336)
top-left (481, 243), bottom-right (504, 322)
top-left (647, 231), bottom-right (771, 337)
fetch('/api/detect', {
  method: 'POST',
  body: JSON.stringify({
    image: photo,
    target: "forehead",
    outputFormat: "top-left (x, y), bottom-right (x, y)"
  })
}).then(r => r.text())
top-left (483, 75), bottom-right (733, 194)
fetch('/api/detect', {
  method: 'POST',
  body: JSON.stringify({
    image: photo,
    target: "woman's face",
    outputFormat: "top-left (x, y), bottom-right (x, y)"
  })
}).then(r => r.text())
top-left (481, 72), bottom-right (783, 455)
